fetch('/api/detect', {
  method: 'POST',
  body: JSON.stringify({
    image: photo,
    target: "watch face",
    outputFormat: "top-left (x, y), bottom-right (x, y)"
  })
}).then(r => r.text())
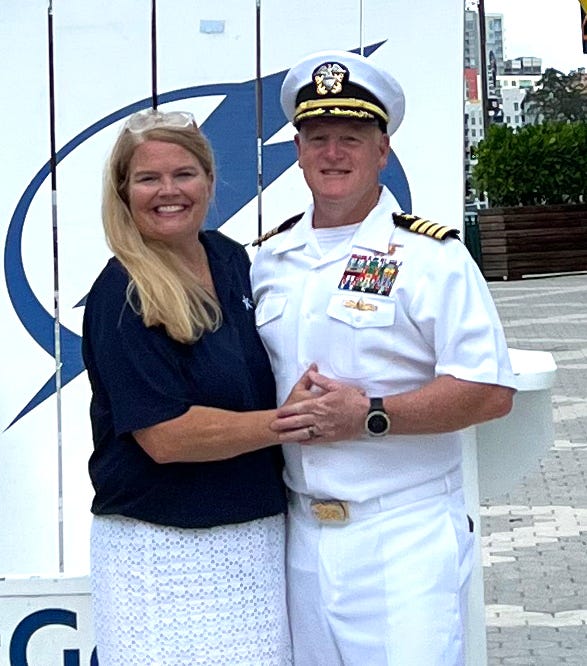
top-left (368, 412), bottom-right (390, 435)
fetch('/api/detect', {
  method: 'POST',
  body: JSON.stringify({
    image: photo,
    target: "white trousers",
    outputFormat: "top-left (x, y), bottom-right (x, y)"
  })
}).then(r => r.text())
top-left (286, 480), bottom-right (474, 666)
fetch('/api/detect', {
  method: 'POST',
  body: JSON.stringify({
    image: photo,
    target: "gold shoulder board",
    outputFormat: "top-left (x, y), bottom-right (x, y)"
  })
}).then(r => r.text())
top-left (251, 213), bottom-right (304, 247)
top-left (392, 212), bottom-right (460, 241)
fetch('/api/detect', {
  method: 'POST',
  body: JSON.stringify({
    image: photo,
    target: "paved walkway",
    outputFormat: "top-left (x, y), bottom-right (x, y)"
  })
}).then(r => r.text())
top-left (484, 273), bottom-right (587, 665)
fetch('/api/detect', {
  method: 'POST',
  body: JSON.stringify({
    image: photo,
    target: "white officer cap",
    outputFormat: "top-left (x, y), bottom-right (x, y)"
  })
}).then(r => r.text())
top-left (280, 49), bottom-right (405, 136)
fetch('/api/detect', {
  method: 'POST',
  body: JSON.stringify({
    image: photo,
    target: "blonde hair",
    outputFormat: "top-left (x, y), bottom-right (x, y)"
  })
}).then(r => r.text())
top-left (102, 123), bottom-right (222, 344)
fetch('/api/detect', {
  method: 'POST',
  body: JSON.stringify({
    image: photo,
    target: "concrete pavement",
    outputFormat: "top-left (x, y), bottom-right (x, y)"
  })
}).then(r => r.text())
top-left (483, 273), bottom-right (587, 665)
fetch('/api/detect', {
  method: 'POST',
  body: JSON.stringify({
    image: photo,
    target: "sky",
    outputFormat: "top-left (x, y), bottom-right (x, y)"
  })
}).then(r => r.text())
top-left (484, 0), bottom-right (587, 73)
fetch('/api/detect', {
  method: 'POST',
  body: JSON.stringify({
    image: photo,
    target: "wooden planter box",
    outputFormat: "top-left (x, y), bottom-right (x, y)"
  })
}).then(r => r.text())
top-left (477, 204), bottom-right (587, 280)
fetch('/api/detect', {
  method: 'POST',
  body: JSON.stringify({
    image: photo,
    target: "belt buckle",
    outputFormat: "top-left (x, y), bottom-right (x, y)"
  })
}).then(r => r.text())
top-left (310, 500), bottom-right (350, 524)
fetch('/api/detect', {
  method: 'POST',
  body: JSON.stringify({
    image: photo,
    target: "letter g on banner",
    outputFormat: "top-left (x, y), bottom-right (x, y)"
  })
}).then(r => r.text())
top-left (9, 608), bottom-right (98, 666)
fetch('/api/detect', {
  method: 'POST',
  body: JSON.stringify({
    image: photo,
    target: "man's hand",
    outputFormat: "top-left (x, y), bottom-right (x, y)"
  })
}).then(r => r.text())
top-left (273, 370), bottom-right (515, 444)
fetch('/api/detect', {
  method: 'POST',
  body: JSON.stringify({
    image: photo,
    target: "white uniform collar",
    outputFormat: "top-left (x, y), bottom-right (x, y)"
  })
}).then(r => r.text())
top-left (271, 186), bottom-right (396, 256)
top-left (271, 204), bottom-right (316, 254)
top-left (351, 186), bottom-right (396, 254)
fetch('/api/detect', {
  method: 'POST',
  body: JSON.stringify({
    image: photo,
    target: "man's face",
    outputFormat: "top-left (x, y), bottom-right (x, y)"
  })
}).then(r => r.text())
top-left (295, 119), bottom-right (390, 214)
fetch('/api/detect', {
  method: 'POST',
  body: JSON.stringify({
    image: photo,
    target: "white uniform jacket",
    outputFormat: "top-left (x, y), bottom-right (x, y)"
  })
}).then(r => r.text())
top-left (251, 187), bottom-right (516, 503)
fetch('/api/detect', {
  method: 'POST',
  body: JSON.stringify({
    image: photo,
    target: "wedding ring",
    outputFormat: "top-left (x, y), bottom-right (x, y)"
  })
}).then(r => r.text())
top-left (308, 426), bottom-right (318, 439)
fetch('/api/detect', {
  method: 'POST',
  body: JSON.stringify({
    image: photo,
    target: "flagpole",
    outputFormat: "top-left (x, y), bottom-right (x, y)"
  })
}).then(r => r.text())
top-left (47, 0), bottom-right (65, 574)
top-left (255, 0), bottom-right (263, 240)
top-left (359, 0), bottom-right (365, 55)
top-left (477, 0), bottom-right (490, 134)
top-left (151, 0), bottom-right (158, 109)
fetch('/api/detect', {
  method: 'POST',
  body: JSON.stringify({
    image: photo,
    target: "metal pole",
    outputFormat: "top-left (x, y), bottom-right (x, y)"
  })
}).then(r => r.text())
top-left (151, 0), bottom-right (158, 109)
top-left (478, 0), bottom-right (490, 133)
top-left (255, 0), bottom-right (263, 240)
top-left (359, 0), bottom-right (365, 55)
top-left (47, 0), bottom-right (65, 574)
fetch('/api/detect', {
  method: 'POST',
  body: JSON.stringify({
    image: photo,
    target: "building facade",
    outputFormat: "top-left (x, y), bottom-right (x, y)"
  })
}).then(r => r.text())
top-left (463, 11), bottom-right (542, 201)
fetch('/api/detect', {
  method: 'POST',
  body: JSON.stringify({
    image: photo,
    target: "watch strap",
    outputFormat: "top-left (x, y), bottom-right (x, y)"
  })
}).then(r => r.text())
top-left (369, 397), bottom-right (384, 411)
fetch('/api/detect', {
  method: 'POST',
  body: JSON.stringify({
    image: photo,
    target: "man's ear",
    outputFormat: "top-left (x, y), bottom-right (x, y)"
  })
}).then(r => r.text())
top-left (294, 133), bottom-right (302, 167)
top-left (379, 134), bottom-right (391, 169)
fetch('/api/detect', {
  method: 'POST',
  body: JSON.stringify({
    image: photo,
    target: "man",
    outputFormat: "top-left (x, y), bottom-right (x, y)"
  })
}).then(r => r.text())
top-left (251, 49), bottom-right (516, 665)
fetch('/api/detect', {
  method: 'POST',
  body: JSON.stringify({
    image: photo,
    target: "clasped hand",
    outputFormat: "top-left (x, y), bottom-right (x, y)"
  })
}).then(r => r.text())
top-left (274, 365), bottom-right (368, 444)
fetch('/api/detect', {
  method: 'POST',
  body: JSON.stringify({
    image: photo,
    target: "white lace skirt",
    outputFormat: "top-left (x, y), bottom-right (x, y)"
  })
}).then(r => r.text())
top-left (90, 513), bottom-right (291, 665)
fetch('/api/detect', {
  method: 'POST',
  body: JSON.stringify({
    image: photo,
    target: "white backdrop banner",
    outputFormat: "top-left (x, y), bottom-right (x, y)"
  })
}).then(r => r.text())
top-left (1, 2), bottom-right (463, 662)
top-left (0, 0), bottom-right (463, 581)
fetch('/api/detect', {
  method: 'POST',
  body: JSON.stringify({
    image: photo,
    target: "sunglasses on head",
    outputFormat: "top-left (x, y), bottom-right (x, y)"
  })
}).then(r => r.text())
top-left (124, 110), bottom-right (198, 134)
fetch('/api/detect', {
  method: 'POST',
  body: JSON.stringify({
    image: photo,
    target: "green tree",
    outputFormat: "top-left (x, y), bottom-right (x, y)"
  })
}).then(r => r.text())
top-left (523, 68), bottom-right (587, 123)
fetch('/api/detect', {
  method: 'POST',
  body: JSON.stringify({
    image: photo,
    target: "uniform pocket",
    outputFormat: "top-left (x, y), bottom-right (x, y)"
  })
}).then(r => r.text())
top-left (255, 294), bottom-right (288, 371)
top-left (326, 293), bottom-right (396, 379)
top-left (256, 293), bottom-right (288, 326)
top-left (446, 490), bottom-right (475, 589)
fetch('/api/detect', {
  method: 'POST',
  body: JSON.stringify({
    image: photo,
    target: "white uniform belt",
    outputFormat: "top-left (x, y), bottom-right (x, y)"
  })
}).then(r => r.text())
top-left (290, 467), bottom-right (462, 525)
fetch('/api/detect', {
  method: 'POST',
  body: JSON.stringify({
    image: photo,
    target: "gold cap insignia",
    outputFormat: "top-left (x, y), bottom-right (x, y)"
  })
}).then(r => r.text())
top-left (313, 62), bottom-right (348, 96)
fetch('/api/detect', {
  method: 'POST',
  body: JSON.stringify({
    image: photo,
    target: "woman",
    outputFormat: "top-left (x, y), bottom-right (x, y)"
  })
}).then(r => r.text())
top-left (82, 109), bottom-right (308, 665)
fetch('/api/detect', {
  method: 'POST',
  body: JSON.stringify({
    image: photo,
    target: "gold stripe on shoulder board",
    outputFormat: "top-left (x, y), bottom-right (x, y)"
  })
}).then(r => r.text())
top-left (392, 212), bottom-right (460, 241)
top-left (251, 213), bottom-right (304, 247)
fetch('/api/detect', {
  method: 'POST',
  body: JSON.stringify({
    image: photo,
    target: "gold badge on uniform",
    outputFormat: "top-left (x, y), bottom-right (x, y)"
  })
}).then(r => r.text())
top-left (338, 253), bottom-right (401, 296)
top-left (343, 298), bottom-right (378, 311)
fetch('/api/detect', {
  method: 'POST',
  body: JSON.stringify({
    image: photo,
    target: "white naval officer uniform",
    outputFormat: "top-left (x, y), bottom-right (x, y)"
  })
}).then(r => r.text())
top-left (251, 186), bottom-right (516, 665)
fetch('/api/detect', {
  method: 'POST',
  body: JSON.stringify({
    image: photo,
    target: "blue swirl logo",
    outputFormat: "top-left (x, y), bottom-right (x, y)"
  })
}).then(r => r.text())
top-left (4, 42), bottom-right (411, 427)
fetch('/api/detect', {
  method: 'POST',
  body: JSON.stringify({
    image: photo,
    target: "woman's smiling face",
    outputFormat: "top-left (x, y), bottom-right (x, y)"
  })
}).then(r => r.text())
top-left (127, 139), bottom-right (213, 247)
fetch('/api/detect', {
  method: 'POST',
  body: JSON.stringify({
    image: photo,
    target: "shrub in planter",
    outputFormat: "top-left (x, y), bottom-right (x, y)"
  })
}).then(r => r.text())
top-left (472, 121), bottom-right (587, 207)
top-left (471, 122), bottom-right (587, 280)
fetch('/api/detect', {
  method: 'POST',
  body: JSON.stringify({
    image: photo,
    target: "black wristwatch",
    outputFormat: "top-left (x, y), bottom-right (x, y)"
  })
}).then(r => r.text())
top-left (365, 397), bottom-right (391, 437)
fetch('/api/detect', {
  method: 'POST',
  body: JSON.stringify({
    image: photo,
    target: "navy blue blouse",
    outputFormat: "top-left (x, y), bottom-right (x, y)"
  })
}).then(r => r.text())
top-left (82, 231), bottom-right (286, 528)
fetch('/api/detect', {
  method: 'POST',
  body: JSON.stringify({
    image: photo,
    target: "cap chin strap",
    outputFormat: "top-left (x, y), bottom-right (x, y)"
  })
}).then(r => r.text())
top-left (295, 97), bottom-right (388, 126)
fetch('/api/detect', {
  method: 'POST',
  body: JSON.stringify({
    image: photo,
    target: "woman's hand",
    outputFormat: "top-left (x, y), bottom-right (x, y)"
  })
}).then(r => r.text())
top-left (272, 370), bottom-right (369, 444)
top-left (281, 363), bottom-right (323, 407)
